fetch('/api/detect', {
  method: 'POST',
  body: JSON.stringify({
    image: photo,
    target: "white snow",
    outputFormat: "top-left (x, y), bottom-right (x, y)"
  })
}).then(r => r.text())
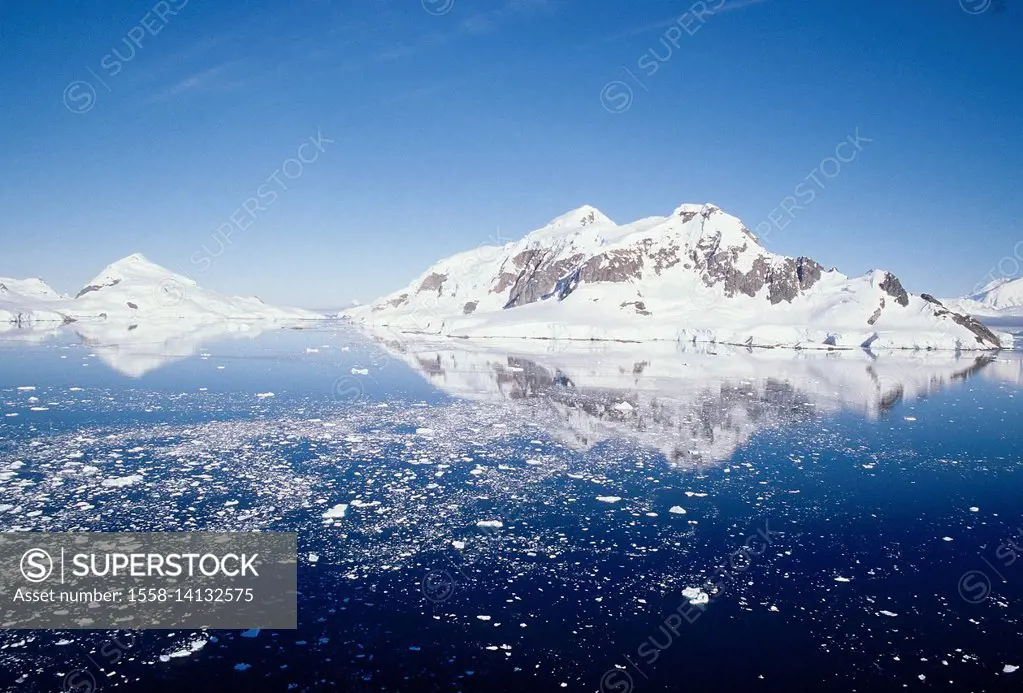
top-left (945, 277), bottom-right (1023, 317)
top-left (344, 202), bottom-right (1009, 351)
top-left (2, 253), bottom-right (324, 327)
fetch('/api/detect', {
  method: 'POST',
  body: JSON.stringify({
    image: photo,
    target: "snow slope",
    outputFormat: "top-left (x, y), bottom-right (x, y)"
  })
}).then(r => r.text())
top-left (345, 203), bottom-right (1007, 350)
top-left (0, 277), bottom-right (69, 328)
top-left (944, 277), bottom-right (1023, 317)
top-left (2, 253), bottom-right (324, 325)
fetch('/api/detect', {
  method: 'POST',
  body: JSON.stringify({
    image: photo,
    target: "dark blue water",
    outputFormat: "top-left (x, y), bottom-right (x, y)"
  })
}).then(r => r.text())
top-left (1, 323), bottom-right (1022, 692)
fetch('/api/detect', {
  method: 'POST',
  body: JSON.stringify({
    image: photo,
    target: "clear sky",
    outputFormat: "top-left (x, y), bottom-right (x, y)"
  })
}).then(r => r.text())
top-left (1, 0), bottom-right (1021, 308)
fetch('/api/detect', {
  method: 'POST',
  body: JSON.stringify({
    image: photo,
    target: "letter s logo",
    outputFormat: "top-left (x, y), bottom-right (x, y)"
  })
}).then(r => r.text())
top-left (21, 548), bottom-right (54, 582)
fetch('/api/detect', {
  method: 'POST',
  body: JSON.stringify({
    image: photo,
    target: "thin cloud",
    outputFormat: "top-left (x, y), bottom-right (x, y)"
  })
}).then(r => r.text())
top-left (148, 62), bottom-right (240, 102)
top-left (601, 0), bottom-right (772, 43)
top-left (460, 0), bottom-right (555, 36)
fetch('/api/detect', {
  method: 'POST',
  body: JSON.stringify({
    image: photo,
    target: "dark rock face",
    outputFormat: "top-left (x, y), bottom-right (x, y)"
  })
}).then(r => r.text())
top-left (879, 273), bottom-right (910, 307)
top-left (620, 301), bottom-right (651, 316)
top-left (918, 291), bottom-right (1000, 347)
top-left (494, 223), bottom-right (829, 313)
top-left (935, 308), bottom-right (1001, 347)
top-left (418, 273), bottom-right (447, 295)
top-left (700, 247), bottom-right (824, 305)
top-left (463, 301), bottom-right (478, 315)
top-left (493, 250), bottom-right (538, 295)
top-left (375, 293), bottom-right (409, 311)
top-left (867, 298), bottom-right (885, 326)
top-left (580, 249), bottom-right (644, 284)
top-left (126, 302), bottom-right (138, 309)
top-left (504, 252), bottom-right (585, 308)
top-left (75, 278), bottom-right (120, 299)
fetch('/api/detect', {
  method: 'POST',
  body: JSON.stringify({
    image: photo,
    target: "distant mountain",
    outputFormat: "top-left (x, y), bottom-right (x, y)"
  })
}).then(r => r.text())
top-left (944, 277), bottom-right (1023, 318)
top-left (344, 202), bottom-right (1007, 350)
top-left (2, 253), bottom-right (324, 326)
top-left (0, 277), bottom-right (70, 327)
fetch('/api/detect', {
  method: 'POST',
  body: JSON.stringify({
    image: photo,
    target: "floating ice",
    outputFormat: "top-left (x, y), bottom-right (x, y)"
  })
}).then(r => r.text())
top-left (681, 587), bottom-right (709, 605)
top-left (596, 496), bottom-right (622, 503)
top-left (101, 474), bottom-right (143, 488)
top-left (669, 506), bottom-right (687, 515)
top-left (322, 504), bottom-right (348, 519)
top-left (476, 520), bottom-right (503, 528)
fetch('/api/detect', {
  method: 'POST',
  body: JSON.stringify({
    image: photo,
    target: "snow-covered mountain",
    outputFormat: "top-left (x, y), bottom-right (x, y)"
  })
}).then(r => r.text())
top-left (0, 277), bottom-right (70, 327)
top-left (2, 253), bottom-right (323, 325)
top-left (344, 203), bottom-right (1007, 351)
top-left (69, 253), bottom-right (322, 321)
top-left (944, 277), bottom-right (1023, 318)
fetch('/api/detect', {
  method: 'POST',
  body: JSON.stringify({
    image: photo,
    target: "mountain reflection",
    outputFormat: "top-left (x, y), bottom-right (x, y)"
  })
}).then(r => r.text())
top-left (0, 319), bottom-right (303, 378)
top-left (366, 331), bottom-right (1000, 467)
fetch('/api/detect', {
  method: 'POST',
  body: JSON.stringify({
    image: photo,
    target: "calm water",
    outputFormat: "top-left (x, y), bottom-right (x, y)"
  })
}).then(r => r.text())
top-left (1, 321), bottom-right (1022, 692)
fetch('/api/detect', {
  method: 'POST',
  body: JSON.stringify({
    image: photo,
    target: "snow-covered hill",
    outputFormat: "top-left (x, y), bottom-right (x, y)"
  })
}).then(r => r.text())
top-left (944, 277), bottom-right (1023, 318)
top-left (0, 277), bottom-right (70, 328)
top-left (2, 253), bottom-right (324, 326)
top-left (69, 253), bottom-right (322, 321)
top-left (344, 203), bottom-right (1007, 350)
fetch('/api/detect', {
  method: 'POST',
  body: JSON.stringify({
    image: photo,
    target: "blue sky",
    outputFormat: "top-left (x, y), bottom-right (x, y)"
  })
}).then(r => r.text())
top-left (1, 0), bottom-right (1021, 308)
